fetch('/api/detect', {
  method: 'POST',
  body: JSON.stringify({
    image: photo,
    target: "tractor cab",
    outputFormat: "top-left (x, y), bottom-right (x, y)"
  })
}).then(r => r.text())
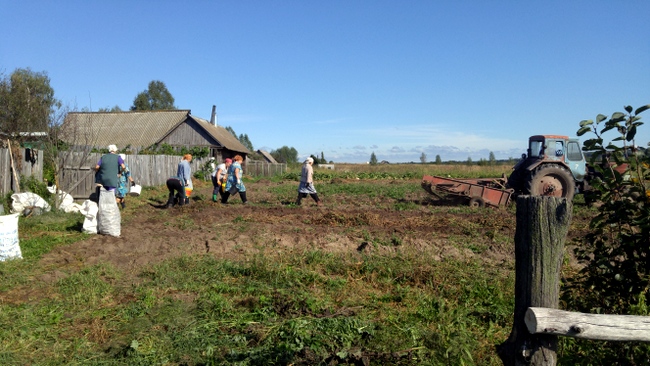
top-left (522, 135), bottom-right (587, 182)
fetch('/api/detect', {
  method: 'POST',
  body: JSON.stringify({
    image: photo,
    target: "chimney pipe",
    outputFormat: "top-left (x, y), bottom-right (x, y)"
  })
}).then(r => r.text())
top-left (210, 105), bottom-right (217, 126)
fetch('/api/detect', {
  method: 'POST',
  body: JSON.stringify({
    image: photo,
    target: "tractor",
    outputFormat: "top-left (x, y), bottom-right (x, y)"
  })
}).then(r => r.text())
top-left (506, 134), bottom-right (587, 201)
top-left (422, 135), bottom-right (592, 207)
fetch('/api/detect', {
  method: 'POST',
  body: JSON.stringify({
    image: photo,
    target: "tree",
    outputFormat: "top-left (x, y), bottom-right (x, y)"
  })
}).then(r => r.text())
top-left (0, 68), bottom-right (61, 142)
top-left (225, 126), bottom-right (237, 138)
top-left (489, 151), bottom-right (496, 165)
top-left (130, 80), bottom-right (175, 111)
top-left (420, 152), bottom-right (427, 164)
top-left (97, 105), bottom-right (122, 112)
top-left (466, 156), bottom-right (473, 165)
top-left (238, 133), bottom-right (254, 152)
top-left (270, 146), bottom-right (298, 164)
top-left (435, 155), bottom-right (442, 164)
top-left (562, 104), bottom-right (650, 362)
top-left (370, 152), bottom-right (378, 165)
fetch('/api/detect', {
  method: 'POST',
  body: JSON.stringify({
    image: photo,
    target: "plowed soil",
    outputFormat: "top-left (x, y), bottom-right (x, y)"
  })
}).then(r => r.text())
top-left (37, 179), bottom-right (589, 281)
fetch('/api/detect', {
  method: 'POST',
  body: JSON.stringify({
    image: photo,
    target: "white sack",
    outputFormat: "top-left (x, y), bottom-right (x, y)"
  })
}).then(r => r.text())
top-left (47, 186), bottom-right (81, 213)
top-left (11, 192), bottom-right (51, 214)
top-left (0, 213), bottom-right (22, 261)
top-left (80, 200), bottom-right (98, 234)
top-left (97, 188), bottom-right (121, 237)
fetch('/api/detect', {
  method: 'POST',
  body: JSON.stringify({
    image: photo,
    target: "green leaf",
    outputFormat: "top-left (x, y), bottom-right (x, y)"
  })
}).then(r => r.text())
top-left (580, 119), bottom-right (594, 127)
top-left (626, 126), bottom-right (637, 141)
top-left (601, 125), bottom-right (616, 134)
top-left (577, 126), bottom-right (592, 136)
top-left (596, 114), bottom-right (608, 123)
top-left (625, 105), bottom-right (633, 113)
top-left (635, 104), bottom-right (650, 115)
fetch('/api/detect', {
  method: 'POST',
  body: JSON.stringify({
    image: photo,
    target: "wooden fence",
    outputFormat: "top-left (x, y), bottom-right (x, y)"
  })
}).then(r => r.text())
top-left (59, 153), bottom-right (286, 199)
top-left (0, 147), bottom-right (44, 196)
top-left (245, 160), bottom-right (287, 177)
top-left (497, 196), bottom-right (650, 366)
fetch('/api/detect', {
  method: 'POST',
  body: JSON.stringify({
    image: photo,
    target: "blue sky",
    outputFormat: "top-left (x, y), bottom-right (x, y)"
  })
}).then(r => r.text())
top-left (2, 1), bottom-right (649, 163)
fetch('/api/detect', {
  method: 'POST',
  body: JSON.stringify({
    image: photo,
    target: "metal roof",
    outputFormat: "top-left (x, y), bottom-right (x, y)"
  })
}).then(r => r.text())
top-left (256, 149), bottom-right (278, 163)
top-left (64, 110), bottom-right (189, 150)
top-left (63, 110), bottom-right (249, 154)
top-left (185, 115), bottom-right (249, 153)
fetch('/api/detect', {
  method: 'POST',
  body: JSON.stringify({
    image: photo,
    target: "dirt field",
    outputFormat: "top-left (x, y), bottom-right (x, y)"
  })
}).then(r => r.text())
top-left (36, 178), bottom-right (588, 282)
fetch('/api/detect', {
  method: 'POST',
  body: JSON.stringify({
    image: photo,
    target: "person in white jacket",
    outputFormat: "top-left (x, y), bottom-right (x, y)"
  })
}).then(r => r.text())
top-left (295, 157), bottom-right (322, 206)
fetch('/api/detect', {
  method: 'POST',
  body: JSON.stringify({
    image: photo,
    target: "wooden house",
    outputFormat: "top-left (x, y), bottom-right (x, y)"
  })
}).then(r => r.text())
top-left (62, 110), bottom-right (249, 161)
top-left (256, 149), bottom-right (278, 163)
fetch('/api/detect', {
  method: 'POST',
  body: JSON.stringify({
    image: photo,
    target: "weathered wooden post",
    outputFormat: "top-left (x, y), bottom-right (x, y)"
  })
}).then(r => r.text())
top-left (497, 195), bottom-right (572, 366)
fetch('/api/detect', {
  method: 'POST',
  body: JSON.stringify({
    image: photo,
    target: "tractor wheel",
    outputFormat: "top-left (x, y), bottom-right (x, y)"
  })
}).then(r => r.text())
top-left (468, 197), bottom-right (485, 208)
top-left (526, 164), bottom-right (576, 200)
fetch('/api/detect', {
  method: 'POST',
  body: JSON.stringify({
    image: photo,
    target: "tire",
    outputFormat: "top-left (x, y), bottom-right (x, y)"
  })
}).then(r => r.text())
top-left (526, 164), bottom-right (576, 200)
top-left (468, 197), bottom-right (485, 208)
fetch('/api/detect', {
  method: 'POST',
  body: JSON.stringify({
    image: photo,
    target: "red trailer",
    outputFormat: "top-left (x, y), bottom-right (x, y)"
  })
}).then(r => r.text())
top-left (421, 175), bottom-right (513, 208)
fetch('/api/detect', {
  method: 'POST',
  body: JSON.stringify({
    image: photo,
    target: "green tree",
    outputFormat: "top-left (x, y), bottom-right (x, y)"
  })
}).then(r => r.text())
top-left (435, 154), bottom-right (442, 164)
top-left (225, 126), bottom-right (237, 138)
top-left (420, 152), bottom-right (427, 164)
top-left (489, 151), bottom-right (496, 165)
top-left (0, 68), bottom-right (61, 141)
top-left (466, 156), bottom-right (473, 165)
top-left (238, 133), bottom-right (254, 152)
top-left (130, 80), bottom-right (175, 111)
top-left (98, 105), bottom-right (122, 112)
top-left (370, 152), bottom-right (378, 165)
top-left (270, 146), bottom-right (298, 164)
top-left (562, 104), bottom-right (650, 362)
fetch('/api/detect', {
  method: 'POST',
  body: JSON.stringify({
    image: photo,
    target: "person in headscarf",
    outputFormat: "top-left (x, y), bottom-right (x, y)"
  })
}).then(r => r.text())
top-left (295, 157), bottom-right (322, 206)
top-left (95, 144), bottom-right (126, 197)
top-left (116, 153), bottom-right (135, 209)
top-left (222, 155), bottom-right (248, 204)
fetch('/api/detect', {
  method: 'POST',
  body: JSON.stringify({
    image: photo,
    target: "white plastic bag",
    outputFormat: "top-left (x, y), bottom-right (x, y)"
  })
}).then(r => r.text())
top-left (47, 186), bottom-right (82, 213)
top-left (11, 192), bottom-right (51, 214)
top-left (80, 200), bottom-right (98, 234)
top-left (0, 213), bottom-right (22, 261)
top-left (97, 188), bottom-right (121, 237)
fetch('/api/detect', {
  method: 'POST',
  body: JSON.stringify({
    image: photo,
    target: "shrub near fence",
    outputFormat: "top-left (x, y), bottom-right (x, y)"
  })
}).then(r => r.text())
top-left (0, 148), bottom-right (43, 196)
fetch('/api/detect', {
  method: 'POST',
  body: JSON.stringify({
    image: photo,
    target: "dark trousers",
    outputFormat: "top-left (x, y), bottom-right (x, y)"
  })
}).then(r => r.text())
top-left (221, 189), bottom-right (247, 204)
top-left (296, 192), bottom-right (320, 204)
top-left (166, 178), bottom-right (186, 206)
top-left (211, 176), bottom-right (224, 201)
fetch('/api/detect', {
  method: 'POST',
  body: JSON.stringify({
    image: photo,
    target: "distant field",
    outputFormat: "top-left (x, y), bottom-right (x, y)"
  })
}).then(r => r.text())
top-left (310, 162), bottom-right (515, 179)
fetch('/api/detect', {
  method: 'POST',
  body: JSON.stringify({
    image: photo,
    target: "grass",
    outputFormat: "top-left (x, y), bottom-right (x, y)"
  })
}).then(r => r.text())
top-left (0, 163), bottom-right (622, 365)
top-left (0, 250), bottom-right (516, 364)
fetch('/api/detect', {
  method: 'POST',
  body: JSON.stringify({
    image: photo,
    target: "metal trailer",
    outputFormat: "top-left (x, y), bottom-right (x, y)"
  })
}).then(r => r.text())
top-left (421, 175), bottom-right (514, 208)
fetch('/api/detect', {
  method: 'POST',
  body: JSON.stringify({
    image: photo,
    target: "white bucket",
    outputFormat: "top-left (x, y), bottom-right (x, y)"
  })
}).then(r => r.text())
top-left (129, 184), bottom-right (142, 196)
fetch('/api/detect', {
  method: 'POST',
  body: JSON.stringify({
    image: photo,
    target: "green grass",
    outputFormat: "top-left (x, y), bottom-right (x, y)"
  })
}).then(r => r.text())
top-left (0, 243), bottom-right (516, 365)
top-left (1, 163), bottom-right (627, 365)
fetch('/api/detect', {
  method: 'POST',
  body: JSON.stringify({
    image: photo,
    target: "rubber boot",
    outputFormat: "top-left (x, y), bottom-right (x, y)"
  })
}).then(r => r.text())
top-left (212, 194), bottom-right (218, 202)
top-left (240, 191), bottom-right (248, 204)
top-left (295, 194), bottom-right (302, 205)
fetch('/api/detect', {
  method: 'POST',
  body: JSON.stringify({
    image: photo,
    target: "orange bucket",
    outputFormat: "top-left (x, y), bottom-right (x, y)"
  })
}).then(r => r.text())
top-left (185, 187), bottom-right (193, 197)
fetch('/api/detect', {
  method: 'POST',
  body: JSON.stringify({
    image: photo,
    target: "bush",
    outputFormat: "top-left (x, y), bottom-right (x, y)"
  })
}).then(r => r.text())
top-left (561, 104), bottom-right (650, 363)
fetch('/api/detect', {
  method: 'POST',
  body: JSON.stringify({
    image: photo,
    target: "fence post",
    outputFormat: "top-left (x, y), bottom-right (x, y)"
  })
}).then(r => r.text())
top-left (497, 195), bottom-right (572, 366)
